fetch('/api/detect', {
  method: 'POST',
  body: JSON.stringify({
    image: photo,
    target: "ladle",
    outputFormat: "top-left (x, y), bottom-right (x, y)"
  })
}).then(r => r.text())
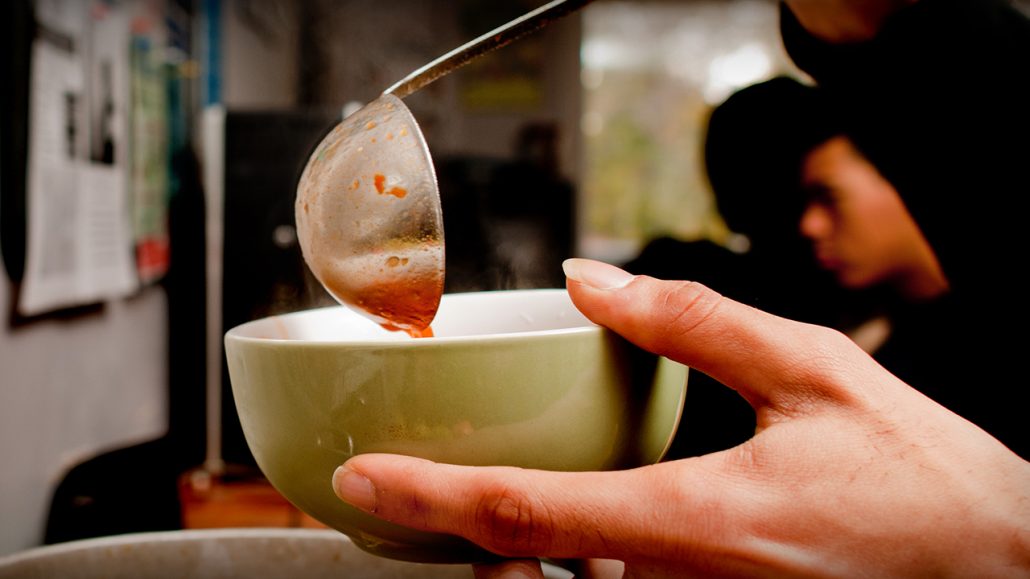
top-left (295, 0), bottom-right (593, 334)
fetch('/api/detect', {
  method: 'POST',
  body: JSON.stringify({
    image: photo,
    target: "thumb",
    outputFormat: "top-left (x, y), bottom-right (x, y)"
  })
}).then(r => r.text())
top-left (333, 455), bottom-right (693, 561)
top-left (562, 258), bottom-right (879, 412)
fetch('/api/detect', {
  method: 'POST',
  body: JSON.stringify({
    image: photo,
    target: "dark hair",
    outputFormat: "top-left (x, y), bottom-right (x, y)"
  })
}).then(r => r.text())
top-left (704, 76), bottom-right (843, 242)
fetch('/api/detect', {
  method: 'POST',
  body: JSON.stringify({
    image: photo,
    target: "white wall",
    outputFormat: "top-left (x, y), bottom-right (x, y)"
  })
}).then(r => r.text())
top-left (0, 281), bottom-right (168, 556)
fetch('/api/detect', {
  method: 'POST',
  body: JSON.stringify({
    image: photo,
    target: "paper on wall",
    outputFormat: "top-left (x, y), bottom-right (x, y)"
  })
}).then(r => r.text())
top-left (18, 1), bottom-right (138, 316)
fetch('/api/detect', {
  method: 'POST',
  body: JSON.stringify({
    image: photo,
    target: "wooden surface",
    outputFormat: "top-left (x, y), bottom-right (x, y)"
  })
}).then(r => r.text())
top-left (178, 466), bottom-right (326, 529)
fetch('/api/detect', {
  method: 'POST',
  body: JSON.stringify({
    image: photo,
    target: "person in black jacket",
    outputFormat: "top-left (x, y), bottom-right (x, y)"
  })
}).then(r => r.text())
top-left (782, 0), bottom-right (1030, 459)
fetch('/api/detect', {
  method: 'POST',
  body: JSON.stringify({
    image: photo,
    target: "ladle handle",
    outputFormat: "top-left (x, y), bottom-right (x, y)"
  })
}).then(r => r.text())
top-left (384, 0), bottom-right (594, 99)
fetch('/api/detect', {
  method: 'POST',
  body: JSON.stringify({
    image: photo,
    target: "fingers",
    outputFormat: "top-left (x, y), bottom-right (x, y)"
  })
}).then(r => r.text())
top-left (562, 258), bottom-right (878, 410)
top-left (333, 455), bottom-right (690, 561)
top-left (473, 559), bottom-right (544, 579)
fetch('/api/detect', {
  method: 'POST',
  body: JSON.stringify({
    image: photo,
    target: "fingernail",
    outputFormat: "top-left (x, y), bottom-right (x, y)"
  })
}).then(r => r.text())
top-left (562, 258), bottom-right (634, 290)
top-left (332, 465), bottom-right (377, 512)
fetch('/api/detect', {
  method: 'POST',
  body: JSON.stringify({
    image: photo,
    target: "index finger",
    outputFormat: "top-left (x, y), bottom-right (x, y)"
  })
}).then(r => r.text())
top-left (562, 259), bottom-right (881, 411)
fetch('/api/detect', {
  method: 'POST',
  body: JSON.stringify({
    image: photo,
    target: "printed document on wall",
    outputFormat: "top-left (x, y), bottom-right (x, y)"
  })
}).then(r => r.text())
top-left (19, 1), bottom-right (138, 316)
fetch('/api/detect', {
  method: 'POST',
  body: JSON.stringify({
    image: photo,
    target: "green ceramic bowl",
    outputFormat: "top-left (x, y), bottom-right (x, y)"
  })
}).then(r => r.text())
top-left (225, 289), bottom-right (687, 564)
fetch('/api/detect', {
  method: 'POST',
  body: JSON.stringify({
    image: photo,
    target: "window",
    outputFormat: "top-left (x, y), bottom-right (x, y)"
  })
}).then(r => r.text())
top-left (579, 0), bottom-right (802, 263)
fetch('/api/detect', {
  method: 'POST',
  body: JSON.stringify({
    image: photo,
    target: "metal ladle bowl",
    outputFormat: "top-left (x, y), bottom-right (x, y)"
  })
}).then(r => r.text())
top-left (296, 95), bottom-right (442, 332)
top-left (295, 0), bottom-right (592, 333)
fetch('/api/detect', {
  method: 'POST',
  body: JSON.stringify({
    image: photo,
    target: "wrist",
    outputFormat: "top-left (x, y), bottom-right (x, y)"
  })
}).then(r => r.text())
top-left (948, 456), bottom-right (1030, 576)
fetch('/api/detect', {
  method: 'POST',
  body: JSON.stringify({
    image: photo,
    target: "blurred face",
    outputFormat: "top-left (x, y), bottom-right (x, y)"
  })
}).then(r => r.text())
top-left (799, 137), bottom-right (947, 299)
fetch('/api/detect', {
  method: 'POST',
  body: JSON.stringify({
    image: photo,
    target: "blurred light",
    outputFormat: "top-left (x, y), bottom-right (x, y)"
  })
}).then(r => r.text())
top-left (661, 18), bottom-right (709, 87)
top-left (581, 37), bottom-right (651, 71)
top-left (272, 224), bottom-right (297, 249)
top-left (704, 42), bottom-right (772, 103)
top-left (342, 100), bottom-right (363, 119)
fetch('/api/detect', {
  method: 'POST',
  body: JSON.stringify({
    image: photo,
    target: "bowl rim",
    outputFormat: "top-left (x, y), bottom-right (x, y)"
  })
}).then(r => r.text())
top-left (225, 288), bottom-right (605, 347)
top-left (0, 528), bottom-right (575, 577)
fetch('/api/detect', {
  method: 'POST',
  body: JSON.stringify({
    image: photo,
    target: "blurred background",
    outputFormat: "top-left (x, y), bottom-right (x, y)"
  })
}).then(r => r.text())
top-left (4, 0), bottom-right (1025, 557)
